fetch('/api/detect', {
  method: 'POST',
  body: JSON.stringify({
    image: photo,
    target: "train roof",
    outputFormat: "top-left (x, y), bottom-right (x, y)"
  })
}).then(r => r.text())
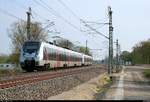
top-left (42, 41), bottom-right (92, 57)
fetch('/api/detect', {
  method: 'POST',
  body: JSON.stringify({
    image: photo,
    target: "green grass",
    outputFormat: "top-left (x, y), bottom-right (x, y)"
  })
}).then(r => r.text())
top-left (0, 67), bottom-right (22, 77)
top-left (143, 69), bottom-right (150, 78)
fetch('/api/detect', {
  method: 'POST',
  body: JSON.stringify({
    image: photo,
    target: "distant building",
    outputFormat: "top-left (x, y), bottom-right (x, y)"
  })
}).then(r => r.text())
top-left (0, 63), bottom-right (16, 69)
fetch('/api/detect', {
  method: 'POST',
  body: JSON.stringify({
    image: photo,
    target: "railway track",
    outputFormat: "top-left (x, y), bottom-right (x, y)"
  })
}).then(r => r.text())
top-left (0, 65), bottom-right (106, 89)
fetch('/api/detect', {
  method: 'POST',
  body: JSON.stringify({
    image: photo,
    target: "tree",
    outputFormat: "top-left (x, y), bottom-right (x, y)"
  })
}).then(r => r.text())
top-left (9, 53), bottom-right (20, 65)
top-left (79, 46), bottom-right (91, 55)
top-left (8, 21), bottom-right (48, 65)
top-left (8, 21), bottom-right (48, 51)
top-left (131, 39), bottom-right (150, 64)
top-left (0, 54), bottom-right (10, 63)
top-left (54, 38), bottom-right (74, 49)
top-left (120, 51), bottom-right (132, 64)
top-left (53, 38), bottom-right (92, 55)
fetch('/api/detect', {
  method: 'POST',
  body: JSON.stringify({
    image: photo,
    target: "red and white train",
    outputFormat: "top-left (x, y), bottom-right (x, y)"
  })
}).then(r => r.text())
top-left (20, 41), bottom-right (92, 72)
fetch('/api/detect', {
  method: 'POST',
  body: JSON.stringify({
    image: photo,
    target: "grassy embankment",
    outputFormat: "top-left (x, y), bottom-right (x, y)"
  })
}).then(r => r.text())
top-left (143, 69), bottom-right (150, 78)
top-left (94, 74), bottom-right (112, 100)
top-left (0, 67), bottom-right (22, 77)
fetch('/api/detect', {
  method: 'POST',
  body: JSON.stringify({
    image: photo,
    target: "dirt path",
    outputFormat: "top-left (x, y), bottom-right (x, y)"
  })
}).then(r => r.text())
top-left (101, 66), bottom-right (150, 100)
top-left (124, 66), bottom-right (150, 100)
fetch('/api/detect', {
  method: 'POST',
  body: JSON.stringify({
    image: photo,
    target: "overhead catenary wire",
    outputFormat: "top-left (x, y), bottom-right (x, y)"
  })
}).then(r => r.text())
top-left (33, 0), bottom-right (81, 32)
top-left (33, 0), bottom-right (106, 50)
top-left (56, 0), bottom-right (109, 35)
top-left (56, 0), bottom-right (109, 41)
top-left (0, 7), bottom-right (25, 21)
top-left (81, 23), bottom-right (107, 33)
top-left (56, 0), bottom-right (80, 20)
top-left (80, 18), bottom-right (109, 33)
top-left (81, 19), bottom-right (109, 39)
top-left (56, 0), bottom-right (108, 46)
top-left (12, 0), bottom-right (49, 22)
top-left (56, 0), bottom-right (109, 33)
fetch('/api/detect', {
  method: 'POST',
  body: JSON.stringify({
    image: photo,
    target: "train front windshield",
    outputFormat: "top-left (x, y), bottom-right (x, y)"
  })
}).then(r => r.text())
top-left (23, 42), bottom-right (41, 53)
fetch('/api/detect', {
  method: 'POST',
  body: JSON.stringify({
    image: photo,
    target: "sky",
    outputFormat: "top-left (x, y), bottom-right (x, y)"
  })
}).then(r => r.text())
top-left (0, 0), bottom-right (150, 60)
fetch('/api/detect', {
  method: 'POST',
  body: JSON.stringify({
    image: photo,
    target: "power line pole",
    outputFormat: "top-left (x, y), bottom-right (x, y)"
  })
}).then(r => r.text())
top-left (26, 7), bottom-right (31, 40)
top-left (67, 40), bottom-right (69, 49)
top-left (116, 39), bottom-right (119, 72)
top-left (118, 44), bottom-right (121, 66)
top-left (80, 7), bottom-right (114, 77)
top-left (108, 6), bottom-right (113, 75)
top-left (86, 40), bottom-right (88, 54)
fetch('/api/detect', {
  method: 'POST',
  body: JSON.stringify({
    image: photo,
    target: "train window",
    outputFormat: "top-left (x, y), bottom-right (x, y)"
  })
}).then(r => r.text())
top-left (65, 53), bottom-right (67, 61)
top-left (59, 53), bottom-right (61, 61)
top-left (60, 51), bottom-right (63, 61)
top-left (62, 52), bottom-right (65, 61)
top-left (74, 54), bottom-right (75, 61)
top-left (48, 48), bottom-right (56, 60)
top-left (48, 48), bottom-right (51, 60)
top-left (54, 50), bottom-right (56, 60)
top-left (23, 41), bottom-right (40, 53)
top-left (62, 53), bottom-right (64, 61)
top-left (57, 52), bottom-right (60, 61)
top-left (59, 52), bottom-right (61, 61)
top-left (74, 55), bottom-right (76, 62)
top-left (71, 55), bottom-right (74, 61)
top-left (60, 53), bottom-right (63, 61)
top-left (50, 48), bottom-right (53, 60)
top-left (72, 55), bottom-right (74, 61)
top-left (66, 53), bottom-right (68, 61)
top-left (63, 52), bottom-right (65, 61)
top-left (71, 55), bottom-right (73, 61)
top-left (74, 55), bottom-right (77, 62)
top-left (63, 52), bottom-right (66, 61)
top-left (74, 55), bottom-right (75, 61)
top-left (62, 52), bottom-right (64, 61)
top-left (53, 50), bottom-right (55, 60)
top-left (76, 55), bottom-right (77, 61)
top-left (70, 55), bottom-right (72, 61)
top-left (68, 53), bottom-right (70, 61)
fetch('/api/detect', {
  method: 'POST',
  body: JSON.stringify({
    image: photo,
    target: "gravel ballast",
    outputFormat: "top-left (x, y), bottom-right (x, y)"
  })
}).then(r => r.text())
top-left (0, 67), bottom-right (106, 100)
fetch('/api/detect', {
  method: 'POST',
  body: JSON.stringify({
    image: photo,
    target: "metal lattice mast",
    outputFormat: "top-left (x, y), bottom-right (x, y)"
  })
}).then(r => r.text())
top-left (108, 6), bottom-right (113, 75)
top-left (26, 7), bottom-right (31, 40)
top-left (116, 39), bottom-right (119, 72)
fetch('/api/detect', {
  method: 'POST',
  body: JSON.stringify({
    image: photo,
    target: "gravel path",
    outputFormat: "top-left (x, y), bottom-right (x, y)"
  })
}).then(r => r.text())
top-left (101, 66), bottom-right (150, 100)
top-left (0, 66), bottom-right (106, 100)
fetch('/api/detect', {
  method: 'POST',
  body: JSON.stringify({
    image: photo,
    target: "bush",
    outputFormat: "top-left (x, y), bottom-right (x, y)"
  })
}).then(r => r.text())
top-left (143, 69), bottom-right (150, 78)
top-left (0, 67), bottom-right (21, 77)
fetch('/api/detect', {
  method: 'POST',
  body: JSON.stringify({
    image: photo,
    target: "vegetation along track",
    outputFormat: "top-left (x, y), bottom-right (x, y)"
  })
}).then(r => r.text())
top-left (0, 65), bottom-right (106, 89)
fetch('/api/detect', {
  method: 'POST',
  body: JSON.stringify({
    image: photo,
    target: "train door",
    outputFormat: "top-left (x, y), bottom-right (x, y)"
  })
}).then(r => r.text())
top-left (64, 49), bottom-right (67, 67)
top-left (68, 52), bottom-right (70, 67)
top-left (67, 51), bottom-right (70, 67)
top-left (43, 47), bottom-right (49, 65)
top-left (82, 54), bottom-right (84, 65)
